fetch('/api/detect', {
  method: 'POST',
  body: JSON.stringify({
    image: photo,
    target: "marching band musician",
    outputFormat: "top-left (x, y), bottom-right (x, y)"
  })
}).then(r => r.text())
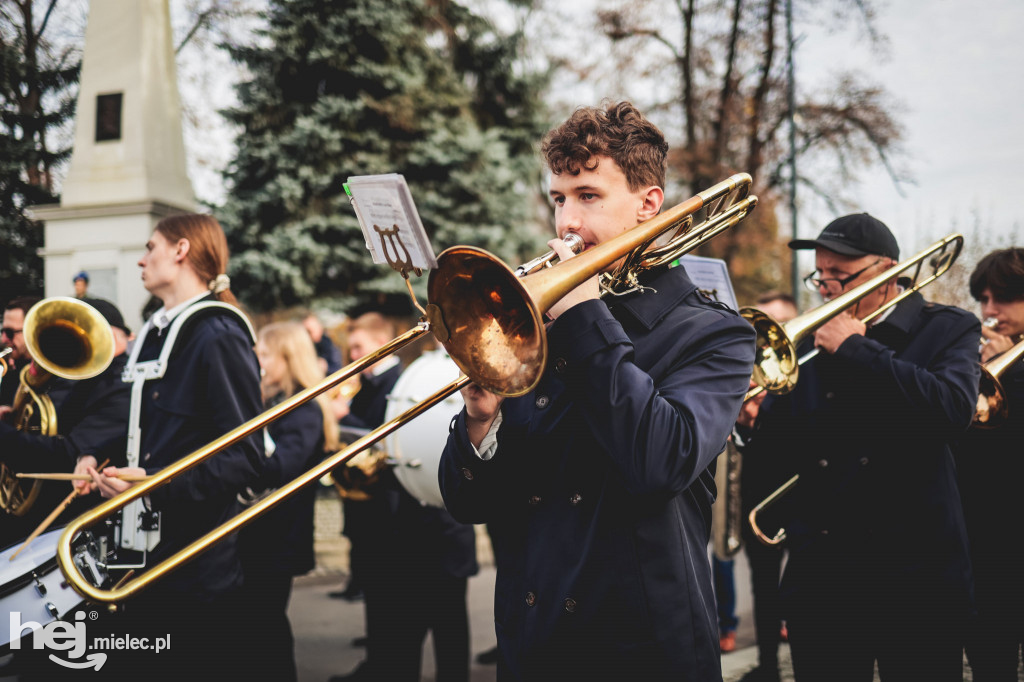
top-left (0, 296), bottom-right (41, 407)
top-left (240, 321), bottom-right (341, 682)
top-left (331, 312), bottom-right (478, 682)
top-left (749, 215), bottom-right (979, 681)
top-left (439, 101), bottom-right (756, 679)
top-left (733, 291), bottom-right (798, 682)
top-left (0, 298), bottom-right (131, 547)
top-left (80, 213), bottom-right (264, 679)
top-left (956, 247), bottom-right (1024, 680)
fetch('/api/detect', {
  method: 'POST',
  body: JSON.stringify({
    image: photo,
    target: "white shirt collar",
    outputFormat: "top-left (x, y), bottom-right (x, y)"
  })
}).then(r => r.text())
top-left (152, 291), bottom-right (211, 331)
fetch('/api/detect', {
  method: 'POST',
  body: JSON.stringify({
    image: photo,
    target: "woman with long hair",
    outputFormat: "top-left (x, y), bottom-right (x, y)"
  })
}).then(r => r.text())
top-left (240, 320), bottom-right (340, 681)
top-left (80, 213), bottom-right (264, 679)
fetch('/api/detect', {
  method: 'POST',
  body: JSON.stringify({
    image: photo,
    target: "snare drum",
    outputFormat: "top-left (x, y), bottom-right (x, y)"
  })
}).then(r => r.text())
top-left (385, 351), bottom-right (465, 508)
top-left (0, 528), bottom-right (108, 649)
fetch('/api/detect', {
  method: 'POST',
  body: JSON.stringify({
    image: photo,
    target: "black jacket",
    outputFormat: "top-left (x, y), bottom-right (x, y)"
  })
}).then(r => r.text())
top-left (752, 292), bottom-right (980, 617)
top-left (440, 265), bottom-right (755, 680)
top-left (239, 397), bottom-right (324, 576)
top-left (133, 303), bottom-right (263, 601)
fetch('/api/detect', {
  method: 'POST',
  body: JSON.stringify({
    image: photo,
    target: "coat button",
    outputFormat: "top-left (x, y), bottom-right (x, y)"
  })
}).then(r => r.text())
top-left (818, 459), bottom-right (829, 468)
top-left (528, 495), bottom-right (541, 506)
top-left (535, 395), bottom-right (550, 409)
top-left (143, 452), bottom-right (151, 462)
top-left (461, 467), bottom-right (474, 481)
top-left (860, 457), bottom-right (870, 466)
top-left (564, 597), bottom-right (576, 613)
top-left (569, 492), bottom-right (582, 506)
top-left (525, 592), bottom-right (536, 607)
top-left (152, 391), bottom-right (159, 400)
top-left (554, 358), bottom-right (567, 373)
top-left (825, 391), bottom-right (835, 399)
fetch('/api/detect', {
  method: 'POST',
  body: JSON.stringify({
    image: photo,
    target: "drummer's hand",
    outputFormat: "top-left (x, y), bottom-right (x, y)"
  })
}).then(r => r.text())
top-left (74, 455), bottom-right (98, 494)
top-left (90, 466), bottom-right (146, 499)
top-left (460, 383), bottom-right (503, 449)
top-left (545, 236), bottom-right (599, 321)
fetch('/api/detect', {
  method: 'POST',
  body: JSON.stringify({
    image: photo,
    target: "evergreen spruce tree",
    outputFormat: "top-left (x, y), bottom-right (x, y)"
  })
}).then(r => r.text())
top-left (0, 5), bottom-right (80, 306)
top-left (220, 0), bottom-right (550, 314)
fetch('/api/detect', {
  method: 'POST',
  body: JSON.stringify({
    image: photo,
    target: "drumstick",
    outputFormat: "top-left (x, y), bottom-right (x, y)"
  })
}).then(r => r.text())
top-left (10, 458), bottom-right (111, 561)
top-left (16, 472), bottom-right (151, 482)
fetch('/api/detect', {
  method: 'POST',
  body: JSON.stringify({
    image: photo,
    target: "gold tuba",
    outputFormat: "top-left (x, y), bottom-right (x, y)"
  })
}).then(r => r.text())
top-left (0, 298), bottom-right (115, 516)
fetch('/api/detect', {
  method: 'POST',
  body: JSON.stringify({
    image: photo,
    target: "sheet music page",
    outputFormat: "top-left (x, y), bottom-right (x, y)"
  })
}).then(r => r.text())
top-left (344, 174), bottom-right (438, 273)
top-left (678, 255), bottom-right (739, 311)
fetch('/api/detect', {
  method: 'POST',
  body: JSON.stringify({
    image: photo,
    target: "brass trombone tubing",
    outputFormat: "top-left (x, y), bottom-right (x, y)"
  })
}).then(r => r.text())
top-left (56, 323), bottom-right (433, 602)
top-left (742, 233), bottom-right (964, 402)
top-left (748, 474), bottom-right (799, 546)
top-left (57, 173), bottom-right (757, 601)
top-left (974, 335), bottom-right (1024, 428)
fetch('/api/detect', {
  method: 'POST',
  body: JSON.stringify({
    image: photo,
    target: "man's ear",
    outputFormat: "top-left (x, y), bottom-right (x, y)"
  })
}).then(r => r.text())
top-left (637, 186), bottom-right (665, 222)
top-left (175, 238), bottom-right (191, 263)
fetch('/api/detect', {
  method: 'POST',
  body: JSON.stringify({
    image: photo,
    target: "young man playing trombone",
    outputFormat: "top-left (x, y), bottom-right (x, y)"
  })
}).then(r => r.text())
top-left (439, 101), bottom-right (756, 680)
top-left (749, 214), bottom-right (980, 681)
top-left (956, 247), bottom-right (1024, 680)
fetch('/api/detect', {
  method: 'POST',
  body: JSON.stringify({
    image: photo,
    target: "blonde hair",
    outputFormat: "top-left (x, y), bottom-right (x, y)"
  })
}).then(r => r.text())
top-left (258, 321), bottom-right (340, 451)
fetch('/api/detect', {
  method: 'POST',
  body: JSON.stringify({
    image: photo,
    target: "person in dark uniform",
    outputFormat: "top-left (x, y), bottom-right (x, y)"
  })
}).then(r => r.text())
top-left (749, 214), bottom-right (979, 681)
top-left (83, 213), bottom-right (264, 680)
top-left (239, 321), bottom-right (340, 682)
top-left (330, 313), bottom-right (479, 682)
top-left (439, 101), bottom-right (756, 680)
top-left (733, 291), bottom-right (799, 682)
top-left (0, 298), bottom-right (132, 548)
top-left (0, 296), bottom-right (41, 407)
top-left (956, 247), bottom-right (1024, 680)
top-left (304, 311), bottom-right (344, 376)
top-left (330, 311), bottom-right (404, 606)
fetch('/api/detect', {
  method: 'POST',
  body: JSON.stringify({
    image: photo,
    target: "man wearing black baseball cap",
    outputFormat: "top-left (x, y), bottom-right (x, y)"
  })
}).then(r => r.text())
top-left (742, 214), bottom-right (981, 680)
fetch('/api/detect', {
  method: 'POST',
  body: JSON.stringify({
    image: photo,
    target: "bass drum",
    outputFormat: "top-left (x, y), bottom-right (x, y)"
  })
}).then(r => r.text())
top-left (384, 350), bottom-right (465, 508)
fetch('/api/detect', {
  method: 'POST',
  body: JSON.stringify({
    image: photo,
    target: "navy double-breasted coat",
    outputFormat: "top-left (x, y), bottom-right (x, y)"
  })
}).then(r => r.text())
top-left (440, 265), bottom-right (755, 680)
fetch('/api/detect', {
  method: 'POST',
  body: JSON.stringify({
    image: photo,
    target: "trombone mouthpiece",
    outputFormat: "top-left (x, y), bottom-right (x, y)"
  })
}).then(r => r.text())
top-left (983, 317), bottom-right (999, 329)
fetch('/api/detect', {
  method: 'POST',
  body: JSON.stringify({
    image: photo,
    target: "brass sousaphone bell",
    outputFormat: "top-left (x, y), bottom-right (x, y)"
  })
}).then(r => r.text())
top-left (1, 297), bottom-right (115, 515)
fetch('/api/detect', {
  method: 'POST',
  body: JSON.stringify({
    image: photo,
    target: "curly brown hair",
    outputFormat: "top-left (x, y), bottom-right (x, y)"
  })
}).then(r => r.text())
top-left (541, 101), bottom-right (668, 191)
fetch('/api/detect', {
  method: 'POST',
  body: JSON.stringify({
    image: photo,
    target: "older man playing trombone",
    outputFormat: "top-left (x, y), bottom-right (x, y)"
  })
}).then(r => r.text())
top-left (745, 214), bottom-right (979, 681)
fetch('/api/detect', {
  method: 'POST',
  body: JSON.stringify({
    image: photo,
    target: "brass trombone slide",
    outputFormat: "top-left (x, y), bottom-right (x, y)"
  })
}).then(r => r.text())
top-left (746, 234), bottom-right (964, 547)
top-left (57, 173), bottom-right (756, 602)
top-left (974, 335), bottom-right (1024, 428)
top-left (742, 233), bottom-right (964, 402)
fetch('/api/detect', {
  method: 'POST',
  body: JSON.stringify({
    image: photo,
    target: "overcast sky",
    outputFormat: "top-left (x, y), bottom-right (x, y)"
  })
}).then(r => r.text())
top-left (795, 0), bottom-right (1024, 255)
top-left (169, 0), bottom-right (1022, 265)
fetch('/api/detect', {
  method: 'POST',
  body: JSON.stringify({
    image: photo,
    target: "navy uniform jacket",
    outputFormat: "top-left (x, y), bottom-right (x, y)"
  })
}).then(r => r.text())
top-left (440, 265), bottom-right (755, 680)
top-left (954, 355), bottom-right (1024, 617)
top-left (0, 353), bottom-right (130, 545)
top-left (752, 292), bottom-right (979, 619)
top-left (239, 398), bottom-right (324, 576)
top-left (133, 303), bottom-right (263, 601)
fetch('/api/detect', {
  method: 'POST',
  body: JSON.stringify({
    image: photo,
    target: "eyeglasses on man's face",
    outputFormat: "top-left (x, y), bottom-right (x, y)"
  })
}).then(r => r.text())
top-left (803, 259), bottom-right (882, 293)
top-left (0, 328), bottom-right (23, 339)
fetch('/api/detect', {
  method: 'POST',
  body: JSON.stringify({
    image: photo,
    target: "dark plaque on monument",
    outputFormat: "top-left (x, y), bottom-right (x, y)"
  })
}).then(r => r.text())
top-left (95, 92), bottom-right (123, 142)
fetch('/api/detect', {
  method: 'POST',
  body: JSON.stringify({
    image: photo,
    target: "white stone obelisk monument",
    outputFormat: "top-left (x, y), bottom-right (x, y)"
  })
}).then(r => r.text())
top-left (32, 0), bottom-right (195, 332)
